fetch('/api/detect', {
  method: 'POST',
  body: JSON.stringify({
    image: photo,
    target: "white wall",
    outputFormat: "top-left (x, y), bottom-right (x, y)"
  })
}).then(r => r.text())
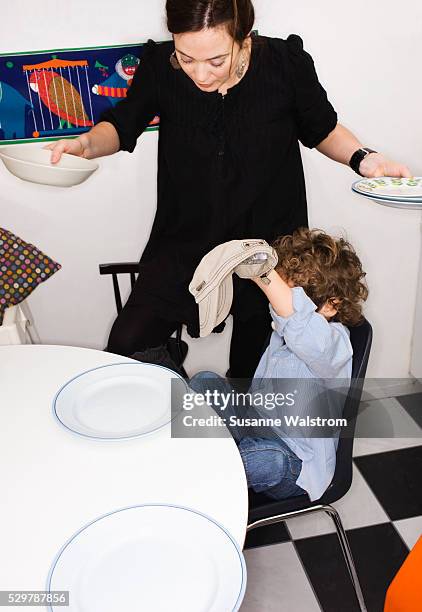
top-left (1, 0), bottom-right (421, 377)
top-left (410, 230), bottom-right (422, 380)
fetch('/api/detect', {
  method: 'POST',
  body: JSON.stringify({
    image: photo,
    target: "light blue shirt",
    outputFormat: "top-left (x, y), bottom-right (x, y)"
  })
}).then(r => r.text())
top-left (250, 286), bottom-right (353, 500)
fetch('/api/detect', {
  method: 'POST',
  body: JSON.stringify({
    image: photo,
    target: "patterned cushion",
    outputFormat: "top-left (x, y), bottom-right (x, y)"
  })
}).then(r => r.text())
top-left (0, 227), bottom-right (61, 325)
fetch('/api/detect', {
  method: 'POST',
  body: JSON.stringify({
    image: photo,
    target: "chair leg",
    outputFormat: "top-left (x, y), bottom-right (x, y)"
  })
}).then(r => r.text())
top-left (322, 505), bottom-right (367, 612)
top-left (247, 504), bottom-right (367, 612)
top-left (165, 327), bottom-right (185, 363)
top-left (167, 324), bottom-right (188, 377)
top-left (175, 324), bottom-right (184, 364)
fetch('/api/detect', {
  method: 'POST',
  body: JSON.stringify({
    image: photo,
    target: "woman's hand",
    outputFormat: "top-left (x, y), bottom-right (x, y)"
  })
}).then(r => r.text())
top-left (316, 125), bottom-right (413, 178)
top-left (359, 152), bottom-right (412, 179)
top-left (43, 123), bottom-right (120, 163)
top-left (44, 136), bottom-right (88, 164)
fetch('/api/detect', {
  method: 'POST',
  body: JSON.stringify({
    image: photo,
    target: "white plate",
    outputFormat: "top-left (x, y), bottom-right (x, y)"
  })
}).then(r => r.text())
top-left (351, 185), bottom-right (422, 204)
top-left (0, 145), bottom-right (98, 187)
top-left (368, 198), bottom-right (422, 210)
top-left (352, 176), bottom-right (422, 199)
top-left (47, 504), bottom-right (247, 612)
top-left (351, 189), bottom-right (422, 210)
top-left (53, 362), bottom-right (187, 440)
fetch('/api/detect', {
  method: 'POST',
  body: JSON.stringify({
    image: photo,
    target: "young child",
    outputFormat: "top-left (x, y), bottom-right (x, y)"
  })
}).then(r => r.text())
top-left (189, 228), bottom-right (368, 501)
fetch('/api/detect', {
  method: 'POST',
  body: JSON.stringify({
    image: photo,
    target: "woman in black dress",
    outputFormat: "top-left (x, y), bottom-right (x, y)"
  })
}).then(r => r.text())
top-left (47, 0), bottom-right (410, 379)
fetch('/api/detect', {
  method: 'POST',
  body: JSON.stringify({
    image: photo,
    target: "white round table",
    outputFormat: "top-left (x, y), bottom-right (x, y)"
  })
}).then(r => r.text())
top-left (0, 345), bottom-right (248, 596)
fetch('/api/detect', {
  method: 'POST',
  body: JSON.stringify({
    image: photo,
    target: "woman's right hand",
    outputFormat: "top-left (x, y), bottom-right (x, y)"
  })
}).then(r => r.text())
top-left (44, 137), bottom-right (87, 164)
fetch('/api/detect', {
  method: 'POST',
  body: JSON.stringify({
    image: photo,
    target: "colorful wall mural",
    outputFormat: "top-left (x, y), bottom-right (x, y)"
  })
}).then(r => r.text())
top-left (0, 42), bottom-right (160, 145)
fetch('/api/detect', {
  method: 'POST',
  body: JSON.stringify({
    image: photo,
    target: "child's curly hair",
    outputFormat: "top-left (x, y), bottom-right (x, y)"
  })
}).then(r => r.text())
top-left (272, 228), bottom-right (368, 326)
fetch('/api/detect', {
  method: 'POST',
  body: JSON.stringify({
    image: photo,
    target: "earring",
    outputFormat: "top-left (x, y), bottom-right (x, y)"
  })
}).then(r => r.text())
top-left (170, 50), bottom-right (181, 70)
top-left (235, 51), bottom-right (248, 79)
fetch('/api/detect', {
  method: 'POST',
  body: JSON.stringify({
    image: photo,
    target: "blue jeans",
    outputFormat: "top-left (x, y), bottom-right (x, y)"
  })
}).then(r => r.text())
top-left (189, 371), bottom-right (305, 500)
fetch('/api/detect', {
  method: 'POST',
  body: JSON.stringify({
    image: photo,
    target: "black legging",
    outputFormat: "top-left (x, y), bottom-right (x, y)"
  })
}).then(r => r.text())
top-left (107, 303), bottom-right (271, 379)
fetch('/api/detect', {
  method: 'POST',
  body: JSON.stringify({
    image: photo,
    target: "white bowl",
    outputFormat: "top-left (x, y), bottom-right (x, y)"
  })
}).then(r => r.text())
top-left (0, 145), bottom-right (99, 187)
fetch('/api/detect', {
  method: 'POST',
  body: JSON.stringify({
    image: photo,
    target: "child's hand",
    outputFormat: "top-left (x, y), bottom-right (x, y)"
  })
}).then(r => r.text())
top-left (252, 270), bottom-right (294, 317)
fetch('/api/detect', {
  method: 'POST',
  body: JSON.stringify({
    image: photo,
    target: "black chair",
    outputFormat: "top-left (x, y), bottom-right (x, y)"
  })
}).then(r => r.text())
top-left (99, 262), bottom-right (188, 373)
top-left (247, 318), bottom-right (373, 612)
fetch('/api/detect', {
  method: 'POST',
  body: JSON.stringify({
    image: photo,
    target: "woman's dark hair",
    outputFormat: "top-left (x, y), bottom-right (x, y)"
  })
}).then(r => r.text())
top-left (166, 0), bottom-right (255, 44)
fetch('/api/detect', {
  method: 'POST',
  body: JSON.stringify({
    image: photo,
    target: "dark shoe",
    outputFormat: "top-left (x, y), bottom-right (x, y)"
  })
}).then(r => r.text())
top-left (131, 344), bottom-right (186, 378)
top-left (225, 369), bottom-right (252, 393)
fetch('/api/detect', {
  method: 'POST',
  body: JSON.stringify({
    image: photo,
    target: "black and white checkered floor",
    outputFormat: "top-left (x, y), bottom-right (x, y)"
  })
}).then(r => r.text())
top-left (240, 383), bottom-right (422, 612)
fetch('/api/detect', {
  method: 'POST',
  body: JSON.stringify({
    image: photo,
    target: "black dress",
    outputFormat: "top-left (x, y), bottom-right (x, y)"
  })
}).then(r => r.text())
top-left (101, 33), bottom-right (337, 369)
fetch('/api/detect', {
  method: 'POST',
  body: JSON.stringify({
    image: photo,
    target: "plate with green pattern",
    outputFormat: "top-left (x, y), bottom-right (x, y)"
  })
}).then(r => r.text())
top-left (352, 177), bottom-right (422, 200)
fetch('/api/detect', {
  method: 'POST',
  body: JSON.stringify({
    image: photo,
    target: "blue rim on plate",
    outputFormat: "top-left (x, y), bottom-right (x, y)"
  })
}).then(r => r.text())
top-left (351, 186), bottom-right (422, 209)
top-left (352, 188), bottom-right (422, 203)
top-left (52, 362), bottom-right (188, 441)
top-left (46, 503), bottom-right (247, 612)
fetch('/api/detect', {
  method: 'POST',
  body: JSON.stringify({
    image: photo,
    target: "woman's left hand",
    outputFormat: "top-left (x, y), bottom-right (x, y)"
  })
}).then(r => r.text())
top-left (359, 153), bottom-right (412, 179)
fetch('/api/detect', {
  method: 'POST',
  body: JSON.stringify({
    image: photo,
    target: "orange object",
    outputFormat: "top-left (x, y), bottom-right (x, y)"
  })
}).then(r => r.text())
top-left (23, 58), bottom-right (88, 70)
top-left (96, 85), bottom-right (128, 98)
top-left (384, 536), bottom-right (422, 611)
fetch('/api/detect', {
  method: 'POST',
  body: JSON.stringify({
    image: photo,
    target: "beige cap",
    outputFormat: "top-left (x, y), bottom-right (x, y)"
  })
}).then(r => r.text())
top-left (189, 239), bottom-right (278, 337)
